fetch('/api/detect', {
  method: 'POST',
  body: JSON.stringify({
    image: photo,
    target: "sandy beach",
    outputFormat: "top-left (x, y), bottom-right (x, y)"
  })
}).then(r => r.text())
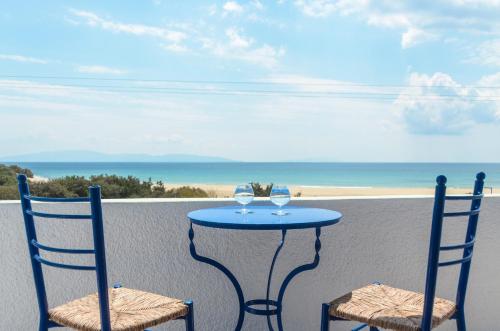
top-left (164, 183), bottom-right (483, 198)
top-left (28, 177), bottom-right (490, 198)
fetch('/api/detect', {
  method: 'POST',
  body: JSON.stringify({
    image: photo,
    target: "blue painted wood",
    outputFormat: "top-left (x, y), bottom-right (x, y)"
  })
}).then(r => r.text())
top-left (188, 205), bottom-right (342, 230)
top-left (245, 299), bottom-right (280, 316)
top-left (443, 210), bottom-right (480, 218)
top-left (188, 206), bottom-right (339, 331)
top-left (455, 172), bottom-right (485, 320)
top-left (189, 223), bottom-right (245, 330)
top-left (439, 239), bottom-right (475, 251)
top-left (88, 185), bottom-right (112, 331)
top-left (31, 239), bottom-right (95, 254)
top-left (17, 174), bottom-right (50, 330)
top-left (438, 253), bottom-right (473, 267)
top-left (184, 301), bottom-right (195, 331)
top-left (26, 209), bottom-right (93, 219)
top-left (321, 172), bottom-right (486, 331)
top-left (18, 174), bottom-right (195, 330)
top-left (320, 303), bottom-right (330, 331)
top-left (276, 227), bottom-right (321, 331)
top-left (33, 254), bottom-right (96, 271)
top-left (266, 229), bottom-right (286, 330)
top-left (24, 195), bottom-right (90, 202)
top-left (445, 194), bottom-right (482, 201)
top-left (420, 175), bottom-right (448, 331)
top-left (17, 174), bottom-right (112, 331)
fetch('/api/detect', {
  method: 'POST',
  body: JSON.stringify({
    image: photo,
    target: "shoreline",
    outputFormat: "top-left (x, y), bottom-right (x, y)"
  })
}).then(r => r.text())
top-left (27, 177), bottom-right (490, 198)
top-left (163, 183), bottom-right (481, 198)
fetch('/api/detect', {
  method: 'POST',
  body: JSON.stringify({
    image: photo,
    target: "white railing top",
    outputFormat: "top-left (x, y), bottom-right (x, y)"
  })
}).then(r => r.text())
top-left (1, 194), bottom-right (499, 204)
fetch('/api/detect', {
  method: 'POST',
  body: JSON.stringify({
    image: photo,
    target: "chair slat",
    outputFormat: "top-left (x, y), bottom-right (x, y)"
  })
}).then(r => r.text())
top-left (25, 195), bottom-right (90, 203)
top-left (443, 209), bottom-right (480, 218)
top-left (33, 255), bottom-right (96, 271)
top-left (445, 194), bottom-right (483, 201)
top-left (440, 238), bottom-right (475, 251)
top-left (352, 323), bottom-right (369, 331)
top-left (438, 253), bottom-right (473, 267)
top-left (26, 210), bottom-right (92, 220)
top-left (31, 239), bottom-right (95, 254)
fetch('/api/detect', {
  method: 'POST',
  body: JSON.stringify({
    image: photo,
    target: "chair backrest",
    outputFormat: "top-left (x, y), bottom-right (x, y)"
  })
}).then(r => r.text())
top-left (421, 172), bottom-right (485, 330)
top-left (17, 174), bottom-right (112, 331)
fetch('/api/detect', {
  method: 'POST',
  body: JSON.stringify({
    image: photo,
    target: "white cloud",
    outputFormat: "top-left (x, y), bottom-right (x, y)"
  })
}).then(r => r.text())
top-left (294, 0), bottom-right (338, 17)
top-left (241, 45), bottom-right (285, 68)
top-left (222, 1), bottom-right (244, 15)
top-left (477, 71), bottom-right (500, 85)
top-left (68, 8), bottom-right (284, 68)
top-left (401, 28), bottom-right (438, 49)
top-left (264, 74), bottom-right (383, 95)
top-left (294, 1), bottom-right (500, 50)
top-left (0, 54), bottom-right (47, 64)
top-left (226, 27), bottom-right (253, 48)
top-left (0, 79), bottom-right (219, 155)
top-left (467, 39), bottom-right (500, 67)
top-left (395, 72), bottom-right (499, 134)
top-left (69, 9), bottom-right (186, 43)
top-left (366, 14), bottom-right (410, 29)
top-left (251, 0), bottom-right (264, 10)
top-left (163, 43), bottom-right (189, 53)
top-left (446, 0), bottom-right (500, 7)
top-left (294, 0), bottom-right (367, 17)
top-left (3, 74), bottom-right (498, 161)
top-left (208, 4), bottom-right (217, 16)
top-left (201, 30), bottom-right (285, 68)
top-left (76, 65), bottom-right (127, 75)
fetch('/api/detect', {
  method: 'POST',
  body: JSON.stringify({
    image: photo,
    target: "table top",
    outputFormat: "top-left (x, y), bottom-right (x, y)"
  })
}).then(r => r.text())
top-left (187, 205), bottom-right (342, 230)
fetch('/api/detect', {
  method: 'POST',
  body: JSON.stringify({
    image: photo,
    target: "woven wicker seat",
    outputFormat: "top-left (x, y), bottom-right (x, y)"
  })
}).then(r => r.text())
top-left (48, 287), bottom-right (188, 331)
top-left (329, 284), bottom-right (456, 331)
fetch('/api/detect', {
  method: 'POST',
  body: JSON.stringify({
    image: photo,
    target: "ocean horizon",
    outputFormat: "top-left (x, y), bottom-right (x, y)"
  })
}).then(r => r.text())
top-left (5, 162), bottom-right (500, 188)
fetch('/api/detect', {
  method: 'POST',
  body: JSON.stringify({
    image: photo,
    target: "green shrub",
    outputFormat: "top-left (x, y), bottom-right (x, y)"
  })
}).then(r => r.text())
top-left (50, 176), bottom-right (90, 197)
top-left (0, 185), bottom-right (19, 200)
top-left (0, 164), bottom-right (209, 199)
top-left (251, 182), bottom-right (273, 197)
top-left (165, 186), bottom-right (209, 198)
top-left (30, 182), bottom-right (77, 198)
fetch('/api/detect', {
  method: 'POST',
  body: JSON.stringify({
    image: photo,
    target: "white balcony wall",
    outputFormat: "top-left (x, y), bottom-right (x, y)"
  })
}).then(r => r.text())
top-left (1, 197), bottom-right (499, 330)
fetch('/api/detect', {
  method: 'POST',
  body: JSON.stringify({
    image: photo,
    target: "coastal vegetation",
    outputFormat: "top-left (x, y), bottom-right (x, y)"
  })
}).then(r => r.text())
top-left (0, 164), bottom-right (208, 200)
top-left (251, 182), bottom-right (273, 197)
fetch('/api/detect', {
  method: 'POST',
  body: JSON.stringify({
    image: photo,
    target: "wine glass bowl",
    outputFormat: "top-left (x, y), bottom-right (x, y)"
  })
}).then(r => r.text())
top-left (270, 185), bottom-right (290, 216)
top-left (234, 184), bottom-right (254, 214)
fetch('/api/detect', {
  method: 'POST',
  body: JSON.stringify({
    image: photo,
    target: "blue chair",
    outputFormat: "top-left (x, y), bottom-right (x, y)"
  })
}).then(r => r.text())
top-left (320, 173), bottom-right (485, 331)
top-left (17, 174), bottom-right (195, 331)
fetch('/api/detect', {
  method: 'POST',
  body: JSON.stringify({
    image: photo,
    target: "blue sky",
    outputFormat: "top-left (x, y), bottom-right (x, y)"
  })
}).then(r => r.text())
top-left (1, 0), bottom-right (500, 161)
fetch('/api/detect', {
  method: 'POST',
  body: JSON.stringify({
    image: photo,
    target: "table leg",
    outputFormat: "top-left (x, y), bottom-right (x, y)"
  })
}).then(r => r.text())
top-left (266, 229), bottom-right (287, 331)
top-left (188, 222), bottom-right (245, 331)
top-left (276, 227), bottom-right (322, 331)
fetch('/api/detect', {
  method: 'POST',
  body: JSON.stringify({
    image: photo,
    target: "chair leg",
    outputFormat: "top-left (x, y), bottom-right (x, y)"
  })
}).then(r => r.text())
top-left (185, 301), bottom-right (194, 331)
top-left (456, 311), bottom-right (466, 331)
top-left (321, 303), bottom-right (330, 331)
top-left (39, 318), bottom-right (48, 331)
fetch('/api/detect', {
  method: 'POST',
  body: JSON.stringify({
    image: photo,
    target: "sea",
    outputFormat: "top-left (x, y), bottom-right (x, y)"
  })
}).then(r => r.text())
top-left (6, 162), bottom-right (500, 189)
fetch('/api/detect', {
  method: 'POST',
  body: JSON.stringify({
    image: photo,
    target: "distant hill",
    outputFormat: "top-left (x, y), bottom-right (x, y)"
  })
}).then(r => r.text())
top-left (0, 150), bottom-right (234, 162)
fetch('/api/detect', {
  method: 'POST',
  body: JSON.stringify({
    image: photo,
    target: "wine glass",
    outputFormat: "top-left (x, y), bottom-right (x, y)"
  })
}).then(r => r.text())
top-left (234, 184), bottom-right (254, 214)
top-left (270, 185), bottom-right (291, 216)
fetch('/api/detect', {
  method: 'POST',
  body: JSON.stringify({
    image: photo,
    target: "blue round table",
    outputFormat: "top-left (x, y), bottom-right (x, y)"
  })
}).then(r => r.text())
top-left (187, 205), bottom-right (342, 331)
